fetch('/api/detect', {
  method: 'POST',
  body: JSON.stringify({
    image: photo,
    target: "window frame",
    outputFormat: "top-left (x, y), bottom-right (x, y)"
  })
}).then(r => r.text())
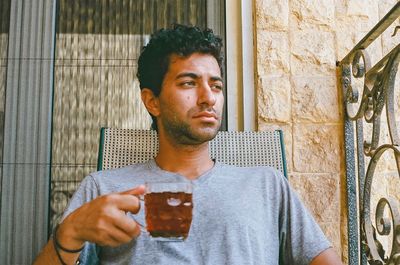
top-left (225, 0), bottom-right (256, 131)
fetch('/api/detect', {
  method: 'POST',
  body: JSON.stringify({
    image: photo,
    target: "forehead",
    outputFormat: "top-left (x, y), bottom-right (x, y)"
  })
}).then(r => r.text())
top-left (166, 53), bottom-right (221, 77)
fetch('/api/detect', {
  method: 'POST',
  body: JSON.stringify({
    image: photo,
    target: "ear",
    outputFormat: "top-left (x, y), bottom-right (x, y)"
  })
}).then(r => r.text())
top-left (141, 88), bottom-right (160, 117)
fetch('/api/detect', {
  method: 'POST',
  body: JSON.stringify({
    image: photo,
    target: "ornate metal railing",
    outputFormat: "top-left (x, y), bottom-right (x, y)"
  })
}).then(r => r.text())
top-left (338, 3), bottom-right (400, 265)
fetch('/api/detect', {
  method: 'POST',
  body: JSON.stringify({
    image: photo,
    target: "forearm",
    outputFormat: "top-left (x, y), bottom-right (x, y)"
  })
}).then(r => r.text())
top-left (34, 221), bottom-right (85, 265)
top-left (34, 187), bottom-right (144, 264)
top-left (33, 239), bottom-right (81, 265)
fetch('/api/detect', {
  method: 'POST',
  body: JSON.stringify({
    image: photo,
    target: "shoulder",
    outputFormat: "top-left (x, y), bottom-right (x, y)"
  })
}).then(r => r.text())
top-left (214, 163), bottom-right (288, 193)
top-left (91, 162), bottom-right (150, 179)
top-left (61, 162), bottom-right (153, 220)
top-left (85, 161), bottom-right (153, 194)
top-left (216, 163), bottom-right (286, 182)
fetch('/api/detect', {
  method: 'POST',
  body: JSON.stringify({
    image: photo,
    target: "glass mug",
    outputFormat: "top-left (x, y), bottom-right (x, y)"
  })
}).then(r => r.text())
top-left (134, 181), bottom-right (193, 241)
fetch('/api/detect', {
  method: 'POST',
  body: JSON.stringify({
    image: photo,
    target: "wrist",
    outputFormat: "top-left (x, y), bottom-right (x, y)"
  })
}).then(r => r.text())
top-left (57, 221), bottom-right (85, 250)
top-left (53, 224), bottom-right (83, 265)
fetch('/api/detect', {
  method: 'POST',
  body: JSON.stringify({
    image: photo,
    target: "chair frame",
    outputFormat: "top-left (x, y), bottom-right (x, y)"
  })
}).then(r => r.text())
top-left (97, 128), bottom-right (287, 178)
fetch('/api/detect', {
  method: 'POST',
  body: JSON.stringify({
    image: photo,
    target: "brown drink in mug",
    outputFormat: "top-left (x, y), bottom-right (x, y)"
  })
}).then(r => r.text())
top-left (136, 182), bottom-right (193, 241)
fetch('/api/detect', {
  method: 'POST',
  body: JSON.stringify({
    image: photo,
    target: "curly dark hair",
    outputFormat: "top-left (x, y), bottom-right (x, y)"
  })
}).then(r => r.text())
top-left (136, 24), bottom-right (224, 130)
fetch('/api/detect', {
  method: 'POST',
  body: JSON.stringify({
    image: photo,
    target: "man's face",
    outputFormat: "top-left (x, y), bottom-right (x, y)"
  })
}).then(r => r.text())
top-left (156, 52), bottom-right (224, 145)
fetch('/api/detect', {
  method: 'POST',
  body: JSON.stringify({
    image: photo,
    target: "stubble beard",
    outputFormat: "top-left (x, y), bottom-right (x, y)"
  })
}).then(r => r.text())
top-left (161, 111), bottom-right (221, 146)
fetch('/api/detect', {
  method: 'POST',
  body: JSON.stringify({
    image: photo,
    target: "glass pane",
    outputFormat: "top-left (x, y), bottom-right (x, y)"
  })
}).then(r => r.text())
top-left (50, 0), bottom-right (215, 227)
top-left (0, 0), bottom-right (11, 190)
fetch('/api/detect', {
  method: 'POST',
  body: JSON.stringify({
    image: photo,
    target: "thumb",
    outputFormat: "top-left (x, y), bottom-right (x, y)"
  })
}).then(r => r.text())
top-left (117, 185), bottom-right (146, 213)
top-left (119, 185), bottom-right (146, 196)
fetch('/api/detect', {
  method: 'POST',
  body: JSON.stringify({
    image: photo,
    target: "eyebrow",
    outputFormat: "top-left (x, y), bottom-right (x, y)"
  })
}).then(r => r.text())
top-left (176, 72), bottom-right (223, 82)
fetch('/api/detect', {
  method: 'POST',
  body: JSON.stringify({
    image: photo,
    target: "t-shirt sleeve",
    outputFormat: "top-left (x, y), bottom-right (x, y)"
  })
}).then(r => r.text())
top-left (60, 175), bottom-right (101, 265)
top-left (61, 175), bottom-right (100, 221)
top-left (276, 172), bottom-right (332, 265)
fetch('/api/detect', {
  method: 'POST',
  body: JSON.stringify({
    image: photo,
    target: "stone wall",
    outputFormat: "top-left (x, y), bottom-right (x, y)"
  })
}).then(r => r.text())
top-left (254, 0), bottom-right (399, 263)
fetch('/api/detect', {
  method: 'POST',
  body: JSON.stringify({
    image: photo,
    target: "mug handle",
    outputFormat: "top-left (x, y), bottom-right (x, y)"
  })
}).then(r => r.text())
top-left (131, 195), bottom-right (146, 233)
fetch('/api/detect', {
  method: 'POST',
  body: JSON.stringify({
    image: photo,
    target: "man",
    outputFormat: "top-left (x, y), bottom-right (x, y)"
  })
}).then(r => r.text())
top-left (34, 24), bottom-right (342, 265)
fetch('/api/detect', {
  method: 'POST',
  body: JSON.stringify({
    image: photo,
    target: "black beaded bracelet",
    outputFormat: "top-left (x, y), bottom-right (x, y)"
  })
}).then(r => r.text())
top-left (53, 234), bottom-right (67, 265)
top-left (53, 224), bottom-right (84, 265)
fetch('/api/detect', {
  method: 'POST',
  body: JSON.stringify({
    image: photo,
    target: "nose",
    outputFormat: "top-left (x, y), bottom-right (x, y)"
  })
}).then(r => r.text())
top-left (197, 82), bottom-right (216, 107)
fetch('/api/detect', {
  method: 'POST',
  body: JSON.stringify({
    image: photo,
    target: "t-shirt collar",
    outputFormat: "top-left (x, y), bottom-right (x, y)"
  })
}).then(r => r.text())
top-left (146, 158), bottom-right (220, 185)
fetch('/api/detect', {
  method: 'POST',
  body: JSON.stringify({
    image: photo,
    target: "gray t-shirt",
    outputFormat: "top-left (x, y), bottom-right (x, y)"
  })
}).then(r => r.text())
top-left (62, 160), bottom-right (331, 265)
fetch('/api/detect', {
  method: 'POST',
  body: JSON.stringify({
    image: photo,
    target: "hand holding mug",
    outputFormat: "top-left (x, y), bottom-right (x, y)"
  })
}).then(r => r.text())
top-left (57, 185), bottom-right (146, 248)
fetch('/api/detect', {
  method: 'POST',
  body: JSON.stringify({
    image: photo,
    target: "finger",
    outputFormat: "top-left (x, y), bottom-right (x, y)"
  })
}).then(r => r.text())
top-left (119, 185), bottom-right (146, 196)
top-left (96, 227), bottom-right (131, 247)
top-left (113, 213), bottom-right (141, 238)
top-left (85, 210), bottom-right (140, 247)
top-left (107, 226), bottom-right (136, 245)
top-left (114, 194), bottom-right (142, 213)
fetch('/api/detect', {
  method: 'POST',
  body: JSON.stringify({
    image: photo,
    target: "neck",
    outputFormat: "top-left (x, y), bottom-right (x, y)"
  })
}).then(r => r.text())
top-left (155, 132), bottom-right (215, 180)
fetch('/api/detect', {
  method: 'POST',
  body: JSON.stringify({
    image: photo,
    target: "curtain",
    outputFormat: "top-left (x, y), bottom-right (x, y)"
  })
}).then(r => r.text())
top-left (50, 0), bottom-right (207, 228)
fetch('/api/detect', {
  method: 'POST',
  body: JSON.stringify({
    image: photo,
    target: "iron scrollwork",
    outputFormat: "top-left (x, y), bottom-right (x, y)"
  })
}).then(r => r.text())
top-left (339, 3), bottom-right (400, 264)
top-left (340, 34), bottom-right (400, 265)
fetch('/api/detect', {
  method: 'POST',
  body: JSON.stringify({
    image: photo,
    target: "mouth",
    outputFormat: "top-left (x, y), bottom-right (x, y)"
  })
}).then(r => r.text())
top-left (192, 112), bottom-right (218, 121)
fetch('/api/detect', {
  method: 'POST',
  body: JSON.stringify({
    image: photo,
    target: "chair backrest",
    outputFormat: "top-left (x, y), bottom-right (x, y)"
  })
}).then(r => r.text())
top-left (97, 128), bottom-right (287, 177)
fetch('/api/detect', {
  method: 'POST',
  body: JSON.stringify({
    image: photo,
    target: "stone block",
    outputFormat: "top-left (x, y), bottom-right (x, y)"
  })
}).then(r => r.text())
top-left (368, 172), bottom-right (389, 214)
top-left (361, 173), bottom-right (399, 244)
top-left (335, 0), bottom-right (381, 61)
top-left (292, 76), bottom-right (340, 123)
top-left (335, 14), bottom-right (373, 36)
top-left (379, 0), bottom-right (399, 54)
top-left (360, 114), bottom-right (398, 172)
top-left (386, 173), bottom-right (400, 201)
top-left (257, 75), bottom-right (291, 123)
top-left (335, 0), bottom-right (379, 26)
top-left (364, 40), bottom-right (384, 70)
top-left (380, 21), bottom-right (400, 55)
top-left (256, 31), bottom-right (290, 76)
top-left (375, 141), bottom-right (398, 173)
top-left (293, 124), bottom-right (342, 173)
top-left (255, 0), bottom-right (289, 31)
top-left (319, 222), bottom-right (342, 257)
top-left (290, 0), bottom-right (335, 31)
top-left (289, 173), bottom-right (340, 224)
top-left (379, 0), bottom-right (399, 19)
top-left (258, 123), bottom-right (293, 173)
top-left (335, 30), bottom-right (382, 64)
top-left (290, 30), bottom-right (335, 76)
top-left (367, 173), bottom-right (398, 198)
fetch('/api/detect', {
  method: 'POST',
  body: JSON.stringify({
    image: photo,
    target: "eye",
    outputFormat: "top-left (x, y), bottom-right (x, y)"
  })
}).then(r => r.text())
top-left (211, 83), bottom-right (223, 91)
top-left (180, 81), bottom-right (196, 87)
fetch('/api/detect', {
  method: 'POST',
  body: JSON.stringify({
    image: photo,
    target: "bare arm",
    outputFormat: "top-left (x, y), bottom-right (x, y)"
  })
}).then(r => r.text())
top-left (33, 238), bottom-right (81, 265)
top-left (33, 186), bottom-right (145, 265)
top-left (310, 248), bottom-right (343, 265)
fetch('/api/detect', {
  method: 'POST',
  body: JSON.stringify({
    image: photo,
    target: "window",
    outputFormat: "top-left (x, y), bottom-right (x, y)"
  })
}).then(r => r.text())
top-left (0, 1), bottom-right (254, 262)
top-left (50, 0), bottom-right (227, 228)
top-left (0, 0), bottom-right (11, 190)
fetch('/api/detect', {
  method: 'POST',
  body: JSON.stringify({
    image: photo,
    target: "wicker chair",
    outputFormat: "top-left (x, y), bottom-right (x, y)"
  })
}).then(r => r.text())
top-left (97, 128), bottom-right (288, 177)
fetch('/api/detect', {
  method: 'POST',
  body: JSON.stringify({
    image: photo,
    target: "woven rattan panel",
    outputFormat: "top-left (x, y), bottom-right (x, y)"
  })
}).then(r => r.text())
top-left (100, 129), bottom-right (285, 175)
top-left (209, 131), bottom-right (284, 173)
top-left (101, 129), bottom-right (159, 170)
